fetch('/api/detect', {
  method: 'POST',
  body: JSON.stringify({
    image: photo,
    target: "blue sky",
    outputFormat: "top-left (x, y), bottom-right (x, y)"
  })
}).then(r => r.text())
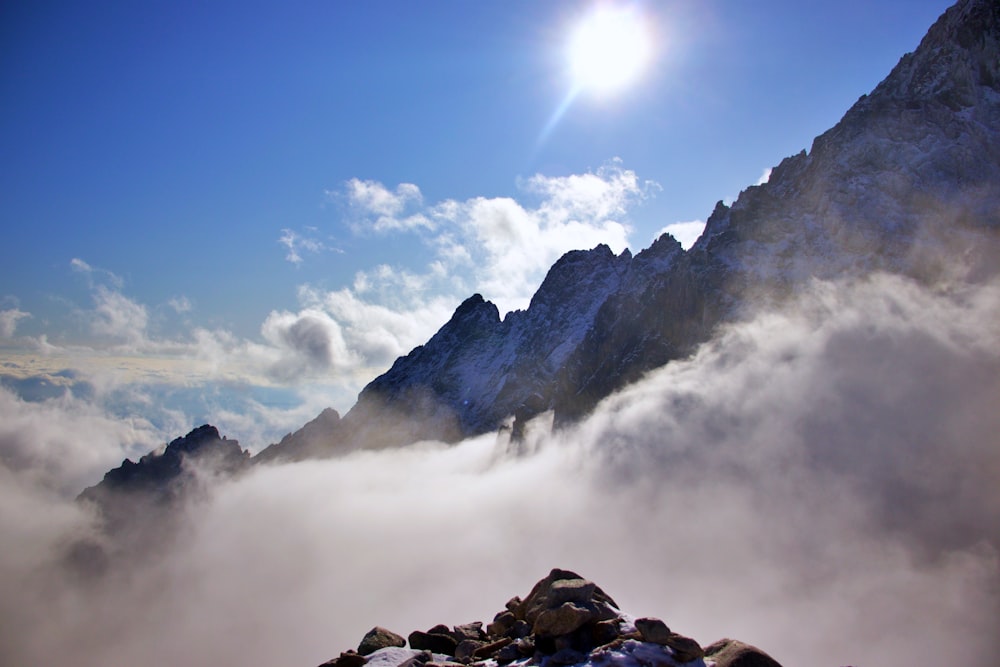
top-left (0, 0), bottom-right (953, 455)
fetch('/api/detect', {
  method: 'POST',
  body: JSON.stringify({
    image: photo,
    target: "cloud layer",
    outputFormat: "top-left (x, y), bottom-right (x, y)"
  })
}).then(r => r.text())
top-left (3, 163), bottom-right (659, 453)
top-left (1, 274), bottom-right (997, 667)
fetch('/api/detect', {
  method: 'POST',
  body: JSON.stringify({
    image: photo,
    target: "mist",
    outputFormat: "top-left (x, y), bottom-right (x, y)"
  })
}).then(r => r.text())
top-left (2, 273), bottom-right (998, 667)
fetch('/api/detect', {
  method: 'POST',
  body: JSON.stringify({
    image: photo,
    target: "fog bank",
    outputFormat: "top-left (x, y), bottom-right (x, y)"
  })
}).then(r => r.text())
top-left (1, 274), bottom-right (998, 667)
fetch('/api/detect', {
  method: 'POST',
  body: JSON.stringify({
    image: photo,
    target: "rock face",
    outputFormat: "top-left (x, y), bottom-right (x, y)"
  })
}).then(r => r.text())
top-left (315, 569), bottom-right (781, 667)
top-left (252, 0), bottom-right (1000, 457)
top-left (251, 407), bottom-right (344, 464)
top-left (78, 425), bottom-right (248, 529)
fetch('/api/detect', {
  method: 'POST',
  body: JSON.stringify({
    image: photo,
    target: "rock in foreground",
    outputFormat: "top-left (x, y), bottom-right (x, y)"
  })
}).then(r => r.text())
top-left (317, 569), bottom-right (782, 667)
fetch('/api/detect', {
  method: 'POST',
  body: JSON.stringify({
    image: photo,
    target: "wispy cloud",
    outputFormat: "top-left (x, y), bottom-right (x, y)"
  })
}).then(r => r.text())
top-left (341, 179), bottom-right (432, 233)
top-left (70, 257), bottom-right (124, 289)
top-left (1, 274), bottom-right (997, 667)
top-left (167, 296), bottom-right (192, 314)
top-left (0, 309), bottom-right (30, 339)
top-left (279, 227), bottom-right (340, 266)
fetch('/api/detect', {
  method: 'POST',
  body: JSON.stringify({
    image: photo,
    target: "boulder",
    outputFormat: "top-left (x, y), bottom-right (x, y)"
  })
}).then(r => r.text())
top-left (359, 627), bottom-right (407, 656)
top-left (664, 634), bottom-right (704, 663)
top-left (547, 578), bottom-right (596, 606)
top-left (452, 622), bottom-right (486, 642)
top-left (494, 642), bottom-right (522, 664)
top-left (453, 639), bottom-right (486, 661)
top-left (487, 611), bottom-right (516, 638)
top-left (635, 617), bottom-right (672, 645)
top-left (533, 602), bottom-right (594, 637)
top-left (592, 619), bottom-right (622, 646)
top-left (319, 651), bottom-right (368, 667)
top-left (519, 569), bottom-right (618, 624)
top-left (470, 637), bottom-right (512, 660)
top-left (408, 630), bottom-right (458, 656)
top-left (704, 639), bottom-right (784, 667)
top-left (397, 652), bottom-right (434, 667)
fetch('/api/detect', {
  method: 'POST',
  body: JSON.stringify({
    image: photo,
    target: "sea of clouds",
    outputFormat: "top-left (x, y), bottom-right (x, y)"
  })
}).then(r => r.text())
top-left (1, 272), bottom-right (998, 667)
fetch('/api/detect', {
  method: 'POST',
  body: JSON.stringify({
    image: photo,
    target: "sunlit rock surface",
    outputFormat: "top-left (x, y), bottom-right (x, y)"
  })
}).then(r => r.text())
top-left (316, 569), bottom-right (783, 667)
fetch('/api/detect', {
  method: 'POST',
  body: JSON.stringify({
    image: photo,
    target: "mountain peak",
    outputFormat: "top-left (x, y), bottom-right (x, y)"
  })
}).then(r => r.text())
top-left (450, 293), bottom-right (500, 325)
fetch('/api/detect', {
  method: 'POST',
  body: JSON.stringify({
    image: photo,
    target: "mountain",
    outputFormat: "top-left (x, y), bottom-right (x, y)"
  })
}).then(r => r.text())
top-left (81, 0), bottom-right (1000, 504)
top-left (316, 568), bottom-right (783, 667)
top-left (263, 0), bottom-right (1000, 456)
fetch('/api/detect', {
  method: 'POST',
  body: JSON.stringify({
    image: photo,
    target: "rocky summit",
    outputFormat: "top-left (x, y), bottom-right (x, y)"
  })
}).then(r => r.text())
top-left (317, 569), bottom-right (782, 667)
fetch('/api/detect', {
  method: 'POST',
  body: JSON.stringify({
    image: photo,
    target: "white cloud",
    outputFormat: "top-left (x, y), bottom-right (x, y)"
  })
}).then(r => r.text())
top-left (69, 257), bottom-right (93, 274)
top-left (279, 228), bottom-right (339, 266)
top-left (343, 179), bottom-right (432, 233)
top-left (321, 160), bottom-right (649, 333)
top-left (0, 309), bottom-right (30, 338)
top-left (89, 286), bottom-right (149, 348)
top-left (260, 308), bottom-right (354, 381)
top-left (0, 385), bottom-right (163, 496)
top-left (0, 275), bottom-right (997, 667)
top-left (167, 296), bottom-right (192, 314)
top-left (306, 285), bottom-right (458, 368)
top-left (656, 220), bottom-right (705, 250)
top-left (756, 167), bottom-right (773, 185)
top-left (70, 257), bottom-right (124, 289)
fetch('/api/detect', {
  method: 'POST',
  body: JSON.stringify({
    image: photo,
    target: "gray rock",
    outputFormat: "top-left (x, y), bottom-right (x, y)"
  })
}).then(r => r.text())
top-left (703, 639), bottom-right (784, 667)
top-left (532, 602), bottom-right (594, 638)
top-left (358, 627), bottom-right (407, 656)
top-left (547, 579), bottom-right (596, 606)
top-left (397, 652), bottom-right (433, 667)
top-left (452, 622), bottom-right (486, 641)
top-left (319, 650), bottom-right (368, 667)
top-left (592, 619), bottom-right (622, 646)
top-left (408, 630), bottom-right (457, 656)
top-left (664, 634), bottom-right (704, 663)
top-left (487, 611), bottom-right (516, 638)
top-left (635, 617), bottom-right (672, 645)
top-left (508, 620), bottom-right (531, 639)
top-left (470, 637), bottom-right (512, 660)
top-left (453, 639), bottom-right (486, 661)
top-left (519, 569), bottom-right (619, 627)
top-left (494, 643), bottom-right (522, 664)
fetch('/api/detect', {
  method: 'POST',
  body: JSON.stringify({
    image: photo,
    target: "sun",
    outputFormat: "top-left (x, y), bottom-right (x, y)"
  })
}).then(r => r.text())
top-left (567, 5), bottom-right (652, 97)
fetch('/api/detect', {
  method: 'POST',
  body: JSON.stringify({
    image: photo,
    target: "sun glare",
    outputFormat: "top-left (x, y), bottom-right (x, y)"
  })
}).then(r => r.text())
top-left (568, 6), bottom-right (652, 97)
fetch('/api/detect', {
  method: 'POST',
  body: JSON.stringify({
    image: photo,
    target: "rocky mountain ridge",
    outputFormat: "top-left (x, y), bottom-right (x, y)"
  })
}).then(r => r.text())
top-left (79, 0), bottom-right (1000, 523)
top-left (315, 569), bottom-right (783, 667)
top-left (324, 0), bottom-right (1000, 446)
